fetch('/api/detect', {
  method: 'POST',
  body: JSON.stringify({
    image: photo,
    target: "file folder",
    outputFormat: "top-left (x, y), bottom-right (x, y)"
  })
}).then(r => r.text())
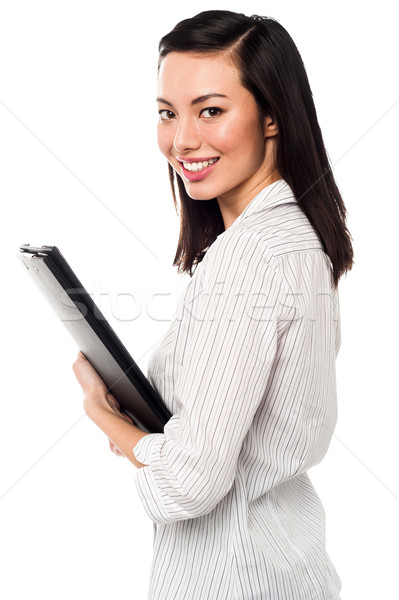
top-left (18, 244), bottom-right (172, 433)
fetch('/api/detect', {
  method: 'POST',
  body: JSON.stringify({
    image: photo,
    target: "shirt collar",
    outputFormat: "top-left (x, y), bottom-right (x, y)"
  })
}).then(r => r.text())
top-left (225, 179), bottom-right (297, 232)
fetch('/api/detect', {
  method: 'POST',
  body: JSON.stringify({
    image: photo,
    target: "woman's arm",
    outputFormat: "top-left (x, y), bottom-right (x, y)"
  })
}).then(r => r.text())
top-left (72, 351), bottom-right (149, 469)
top-left (131, 233), bottom-right (298, 524)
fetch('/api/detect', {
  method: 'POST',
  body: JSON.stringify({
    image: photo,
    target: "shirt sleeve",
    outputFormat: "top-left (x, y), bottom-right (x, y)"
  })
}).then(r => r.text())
top-left (132, 231), bottom-right (296, 525)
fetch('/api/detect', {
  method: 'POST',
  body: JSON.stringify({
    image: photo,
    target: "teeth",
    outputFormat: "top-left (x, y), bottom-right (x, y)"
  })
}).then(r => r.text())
top-left (183, 158), bottom-right (218, 172)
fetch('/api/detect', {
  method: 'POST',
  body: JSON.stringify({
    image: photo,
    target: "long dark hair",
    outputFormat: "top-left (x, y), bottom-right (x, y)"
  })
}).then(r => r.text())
top-left (159, 10), bottom-right (354, 288)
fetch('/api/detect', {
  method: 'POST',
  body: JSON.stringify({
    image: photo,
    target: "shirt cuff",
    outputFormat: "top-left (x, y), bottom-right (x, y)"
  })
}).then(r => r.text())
top-left (132, 433), bottom-right (163, 465)
top-left (132, 433), bottom-right (173, 525)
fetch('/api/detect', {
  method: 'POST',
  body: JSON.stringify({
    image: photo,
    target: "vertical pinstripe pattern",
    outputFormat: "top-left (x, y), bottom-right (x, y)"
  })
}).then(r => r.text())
top-left (133, 179), bottom-right (342, 599)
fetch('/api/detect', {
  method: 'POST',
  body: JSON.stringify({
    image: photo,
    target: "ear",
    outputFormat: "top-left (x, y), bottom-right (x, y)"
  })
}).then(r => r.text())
top-left (264, 114), bottom-right (278, 138)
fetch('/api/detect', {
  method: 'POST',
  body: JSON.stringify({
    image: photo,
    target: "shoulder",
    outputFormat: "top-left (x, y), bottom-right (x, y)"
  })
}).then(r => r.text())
top-left (200, 227), bottom-right (291, 297)
top-left (204, 227), bottom-right (274, 270)
top-left (241, 205), bottom-right (323, 258)
top-left (200, 213), bottom-right (331, 296)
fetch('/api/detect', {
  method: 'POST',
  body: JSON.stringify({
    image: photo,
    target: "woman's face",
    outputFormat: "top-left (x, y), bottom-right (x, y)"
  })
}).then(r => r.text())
top-left (157, 51), bottom-right (279, 214)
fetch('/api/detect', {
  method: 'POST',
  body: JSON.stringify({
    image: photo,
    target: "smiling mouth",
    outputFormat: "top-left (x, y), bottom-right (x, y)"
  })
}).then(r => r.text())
top-left (181, 158), bottom-right (219, 172)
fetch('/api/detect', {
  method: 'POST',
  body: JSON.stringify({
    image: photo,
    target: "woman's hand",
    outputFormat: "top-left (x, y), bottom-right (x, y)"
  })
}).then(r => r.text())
top-left (72, 351), bottom-right (134, 458)
top-left (102, 393), bottom-right (137, 458)
top-left (72, 351), bottom-right (108, 399)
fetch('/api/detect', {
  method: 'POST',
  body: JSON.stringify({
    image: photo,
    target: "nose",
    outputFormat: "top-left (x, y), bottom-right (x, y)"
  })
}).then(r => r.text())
top-left (173, 116), bottom-right (201, 154)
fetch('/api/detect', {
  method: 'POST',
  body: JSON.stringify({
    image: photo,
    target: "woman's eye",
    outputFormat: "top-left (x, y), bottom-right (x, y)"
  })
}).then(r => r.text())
top-left (200, 107), bottom-right (223, 118)
top-left (159, 109), bottom-right (175, 121)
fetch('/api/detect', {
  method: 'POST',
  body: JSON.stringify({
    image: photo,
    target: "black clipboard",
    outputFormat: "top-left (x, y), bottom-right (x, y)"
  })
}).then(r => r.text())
top-left (18, 244), bottom-right (172, 433)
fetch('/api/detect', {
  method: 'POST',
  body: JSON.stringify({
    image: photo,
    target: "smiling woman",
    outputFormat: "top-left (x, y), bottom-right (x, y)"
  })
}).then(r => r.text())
top-left (158, 13), bottom-right (353, 284)
top-left (156, 51), bottom-right (280, 228)
top-left (72, 9), bottom-right (353, 600)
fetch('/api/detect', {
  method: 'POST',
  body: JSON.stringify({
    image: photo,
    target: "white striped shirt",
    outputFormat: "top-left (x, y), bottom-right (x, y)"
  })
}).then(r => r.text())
top-left (133, 179), bottom-right (342, 599)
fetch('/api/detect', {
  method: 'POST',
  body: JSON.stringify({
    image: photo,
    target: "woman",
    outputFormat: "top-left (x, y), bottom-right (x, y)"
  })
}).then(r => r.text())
top-left (73, 10), bottom-right (353, 599)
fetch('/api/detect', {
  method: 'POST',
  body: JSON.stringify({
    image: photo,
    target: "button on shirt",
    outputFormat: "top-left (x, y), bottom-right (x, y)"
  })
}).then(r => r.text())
top-left (133, 179), bottom-right (342, 599)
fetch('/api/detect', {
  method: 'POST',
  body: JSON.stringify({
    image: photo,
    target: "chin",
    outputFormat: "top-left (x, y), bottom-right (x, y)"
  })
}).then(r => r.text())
top-left (183, 185), bottom-right (218, 201)
top-left (187, 192), bottom-right (216, 202)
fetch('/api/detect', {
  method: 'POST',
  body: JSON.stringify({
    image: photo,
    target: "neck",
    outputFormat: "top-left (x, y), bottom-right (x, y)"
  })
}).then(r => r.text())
top-left (217, 170), bottom-right (281, 229)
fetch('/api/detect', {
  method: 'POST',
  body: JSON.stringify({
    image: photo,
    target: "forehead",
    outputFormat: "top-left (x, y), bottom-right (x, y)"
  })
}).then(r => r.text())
top-left (158, 51), bottom-right (243, 99)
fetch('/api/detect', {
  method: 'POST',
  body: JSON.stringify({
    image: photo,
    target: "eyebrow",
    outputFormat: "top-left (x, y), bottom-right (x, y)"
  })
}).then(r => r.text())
top-left (156, 93), bottom-right (228, 107)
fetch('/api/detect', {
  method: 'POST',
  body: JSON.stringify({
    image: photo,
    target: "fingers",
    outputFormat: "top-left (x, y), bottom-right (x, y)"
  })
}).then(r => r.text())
top-left (105, 394), bottom-right (134, 425)
top-left (106, 393), bottom-right (121, 413)
top-left (72, 351), bottom-right (86, 369)
top-left (109, 439), bottom-right (124, 457)
top-left (122, 412), bottom-right (134, 424)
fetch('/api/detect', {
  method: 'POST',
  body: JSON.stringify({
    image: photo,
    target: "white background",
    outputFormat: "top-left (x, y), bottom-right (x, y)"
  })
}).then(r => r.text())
top-left (1, 1), bottom-right (398, 598)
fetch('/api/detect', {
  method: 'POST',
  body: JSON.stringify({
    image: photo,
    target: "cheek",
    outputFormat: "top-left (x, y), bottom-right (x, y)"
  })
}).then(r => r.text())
top-left (209, 118), bottom-right (264, 156)
top-left (207, 122), bottom-right (240, 152)
top-left (157, 124), bottom-right (173, 158)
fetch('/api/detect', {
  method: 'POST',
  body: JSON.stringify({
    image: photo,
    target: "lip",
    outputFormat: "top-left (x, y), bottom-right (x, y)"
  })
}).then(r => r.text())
top-left (177, 157), bottom-right (220, 182)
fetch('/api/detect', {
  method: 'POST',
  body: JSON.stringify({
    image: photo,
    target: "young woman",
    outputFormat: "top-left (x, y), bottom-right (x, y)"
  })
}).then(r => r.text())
top-left (73, 10), bottom-right (353, 599)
